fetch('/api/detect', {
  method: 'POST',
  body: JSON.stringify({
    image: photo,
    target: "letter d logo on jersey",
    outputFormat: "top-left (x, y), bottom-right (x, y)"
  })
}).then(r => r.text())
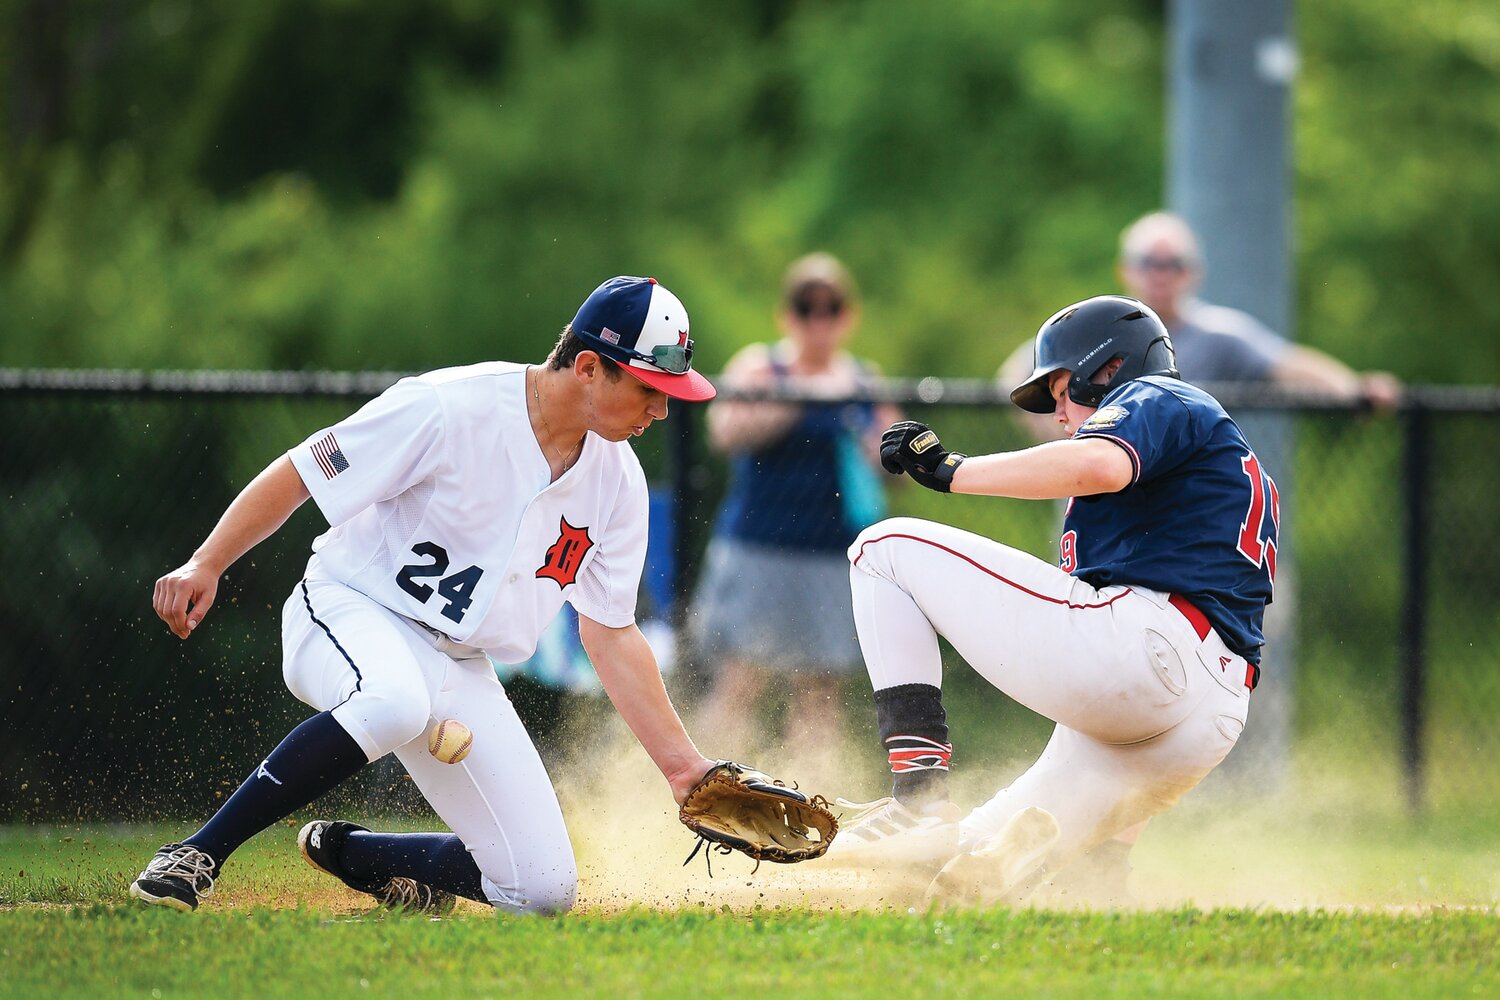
top-left (537, 517), bottom-right (594, 588)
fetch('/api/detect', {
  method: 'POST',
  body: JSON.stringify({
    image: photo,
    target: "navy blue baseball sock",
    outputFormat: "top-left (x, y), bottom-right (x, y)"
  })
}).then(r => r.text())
top-left (185, 711), bottom-right (368, 874)
top-left (339, 831), bottom-right (488, 904)
top-left (873, 683), bottom-right (953, 809)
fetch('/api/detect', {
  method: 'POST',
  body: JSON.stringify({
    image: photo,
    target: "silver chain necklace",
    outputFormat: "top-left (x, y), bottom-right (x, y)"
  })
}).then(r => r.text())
top-left (532, 368), bottom-right (580, 470)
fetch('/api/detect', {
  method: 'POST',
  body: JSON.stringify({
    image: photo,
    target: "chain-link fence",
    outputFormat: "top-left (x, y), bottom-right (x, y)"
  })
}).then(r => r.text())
top-left (3, 370), bottom-right (1497, 822)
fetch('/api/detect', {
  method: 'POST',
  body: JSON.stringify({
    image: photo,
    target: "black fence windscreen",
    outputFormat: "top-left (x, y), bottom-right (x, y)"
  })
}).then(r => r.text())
top-left (2, 371), bottom-right (1497, 822)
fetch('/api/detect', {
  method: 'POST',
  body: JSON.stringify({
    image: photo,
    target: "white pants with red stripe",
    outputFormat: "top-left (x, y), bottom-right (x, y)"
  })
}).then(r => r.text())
top-left (281, 571), bottom-right (576, 914)
top-left (848, 517), bottom-right (1252, 861)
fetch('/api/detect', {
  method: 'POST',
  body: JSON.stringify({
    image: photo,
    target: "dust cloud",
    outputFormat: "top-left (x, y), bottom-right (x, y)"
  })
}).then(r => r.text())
top-left (543, 707), bottom-right (1495, 915)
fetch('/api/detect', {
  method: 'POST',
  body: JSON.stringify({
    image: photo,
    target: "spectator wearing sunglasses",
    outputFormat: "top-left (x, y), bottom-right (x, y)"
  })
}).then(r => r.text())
top-left (1001, 212), bottom-right (1401, 416)
top-left (1118, 212), bottom-right (1400, 403)
top-left (688, 253), bottom-right (900, 778)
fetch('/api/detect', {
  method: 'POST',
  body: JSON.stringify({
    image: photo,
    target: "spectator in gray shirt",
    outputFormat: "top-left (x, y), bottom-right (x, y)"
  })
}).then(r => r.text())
top-left (1116, 212), bottom-right (1402, 402)
top-left (1001, 212), bottom-right (1400, 420)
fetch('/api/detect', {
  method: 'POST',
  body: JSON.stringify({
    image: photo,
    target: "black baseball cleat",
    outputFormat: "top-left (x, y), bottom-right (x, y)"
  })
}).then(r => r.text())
top-left (129, 842), bottom-right (218, 912)
top-left (298, 820), bottom-right (456, 914)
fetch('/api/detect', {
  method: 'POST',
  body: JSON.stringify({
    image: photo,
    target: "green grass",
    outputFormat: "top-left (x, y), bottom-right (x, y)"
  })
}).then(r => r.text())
top-left (1, 816), bottom-right (1497, 999)
top-left (1, 904), bottom-right (1496, 999)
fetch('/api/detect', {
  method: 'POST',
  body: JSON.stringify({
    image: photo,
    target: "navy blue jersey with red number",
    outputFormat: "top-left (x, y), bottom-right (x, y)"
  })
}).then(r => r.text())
top-left (1062, 376), bottom-right (1280, 662)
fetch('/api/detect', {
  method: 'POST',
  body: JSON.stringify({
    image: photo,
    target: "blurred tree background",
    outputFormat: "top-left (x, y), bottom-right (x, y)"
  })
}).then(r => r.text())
top-left (4, 0), bottom-right (1500, 823)
top-left (3, 0), bottom-right (1496, 379)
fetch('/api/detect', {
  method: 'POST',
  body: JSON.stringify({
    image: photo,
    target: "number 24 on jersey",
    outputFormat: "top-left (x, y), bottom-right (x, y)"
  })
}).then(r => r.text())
top-left (396, 541), bottom-right (484, 623)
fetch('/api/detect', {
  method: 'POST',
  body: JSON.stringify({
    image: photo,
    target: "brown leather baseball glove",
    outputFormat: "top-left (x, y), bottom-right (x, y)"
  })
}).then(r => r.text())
top-left (679, 761), bottom-right (839, 867)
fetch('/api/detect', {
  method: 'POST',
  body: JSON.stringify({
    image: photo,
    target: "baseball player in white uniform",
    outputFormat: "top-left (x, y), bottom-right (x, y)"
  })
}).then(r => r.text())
top-left (825, 296), bottom-right (1276, 906)
top-left (131, 276), bottom-right (719, 913)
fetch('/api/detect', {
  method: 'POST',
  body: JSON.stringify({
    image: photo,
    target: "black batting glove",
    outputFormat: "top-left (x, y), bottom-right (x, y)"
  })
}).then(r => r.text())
top-left (880, 420), bottom-right (966, 493)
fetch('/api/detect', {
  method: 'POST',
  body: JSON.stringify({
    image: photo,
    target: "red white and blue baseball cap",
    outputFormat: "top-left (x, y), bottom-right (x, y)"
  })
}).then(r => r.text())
top-left (571, 276), bottom-right (716, 401)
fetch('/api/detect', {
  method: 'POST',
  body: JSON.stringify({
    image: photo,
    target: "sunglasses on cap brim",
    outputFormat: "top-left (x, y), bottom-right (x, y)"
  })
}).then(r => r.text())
top-left (619, 340), bottom-right (695, 374)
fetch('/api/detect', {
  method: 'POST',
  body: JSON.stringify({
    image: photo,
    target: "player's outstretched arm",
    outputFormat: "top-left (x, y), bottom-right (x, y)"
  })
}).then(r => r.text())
top-left (154, 454), bottom-right (311, 639)
top-left (950, 438), bottom-right (1134, 500)
top-left (882, 420), bottom-right (1132, 500)
top-left (577, 615), bottom-right (716, 805)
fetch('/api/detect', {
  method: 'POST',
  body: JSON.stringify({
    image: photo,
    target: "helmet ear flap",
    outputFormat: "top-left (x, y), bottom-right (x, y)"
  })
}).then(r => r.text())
top-left (1068, 352), bottom-right (1129, 408)
top-left (1067, 372), bottom-right (1109, 408)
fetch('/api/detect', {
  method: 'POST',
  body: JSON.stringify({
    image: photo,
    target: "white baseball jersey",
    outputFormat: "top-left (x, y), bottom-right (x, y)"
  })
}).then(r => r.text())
top-left (287, 361), bottom-right (648, 662)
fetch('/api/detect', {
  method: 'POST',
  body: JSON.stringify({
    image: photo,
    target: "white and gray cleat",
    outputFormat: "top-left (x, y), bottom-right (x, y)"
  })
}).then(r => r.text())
top-left (819, 796), bottom-right (962, 870)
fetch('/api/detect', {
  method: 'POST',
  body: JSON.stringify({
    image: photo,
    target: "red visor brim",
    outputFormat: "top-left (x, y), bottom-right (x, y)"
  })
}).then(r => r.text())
top-left (621, 364), bottom-right (717, 401)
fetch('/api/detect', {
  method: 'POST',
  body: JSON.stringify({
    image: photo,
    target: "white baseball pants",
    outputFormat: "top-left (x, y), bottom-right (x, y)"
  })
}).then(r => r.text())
top-left (849, 517), bottom-right (1252, 861)
top-left (281, 570), bottom-right (576, 914)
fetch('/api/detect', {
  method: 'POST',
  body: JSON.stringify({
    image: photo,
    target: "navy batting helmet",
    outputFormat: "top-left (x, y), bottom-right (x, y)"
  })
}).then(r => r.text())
top-left (1009, 295), bottom-right (1179, 414)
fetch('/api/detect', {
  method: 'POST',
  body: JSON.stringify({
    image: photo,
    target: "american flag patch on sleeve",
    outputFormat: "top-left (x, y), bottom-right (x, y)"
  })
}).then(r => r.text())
top-left (310, 433), bottom-right (350, 480)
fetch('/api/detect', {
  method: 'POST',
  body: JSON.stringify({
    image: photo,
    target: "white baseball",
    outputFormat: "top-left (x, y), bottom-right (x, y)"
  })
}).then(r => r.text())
top-left (427, 719), bottom-right (474, 764)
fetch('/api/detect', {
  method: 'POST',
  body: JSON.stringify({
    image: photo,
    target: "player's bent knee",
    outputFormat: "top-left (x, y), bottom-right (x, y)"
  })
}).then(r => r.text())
top-left (848, 516), bottom-right (935, 571)
top-left (526, 874), bottom-right (579, 916)
top-left (484, 868), bottom-right (578, 916)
